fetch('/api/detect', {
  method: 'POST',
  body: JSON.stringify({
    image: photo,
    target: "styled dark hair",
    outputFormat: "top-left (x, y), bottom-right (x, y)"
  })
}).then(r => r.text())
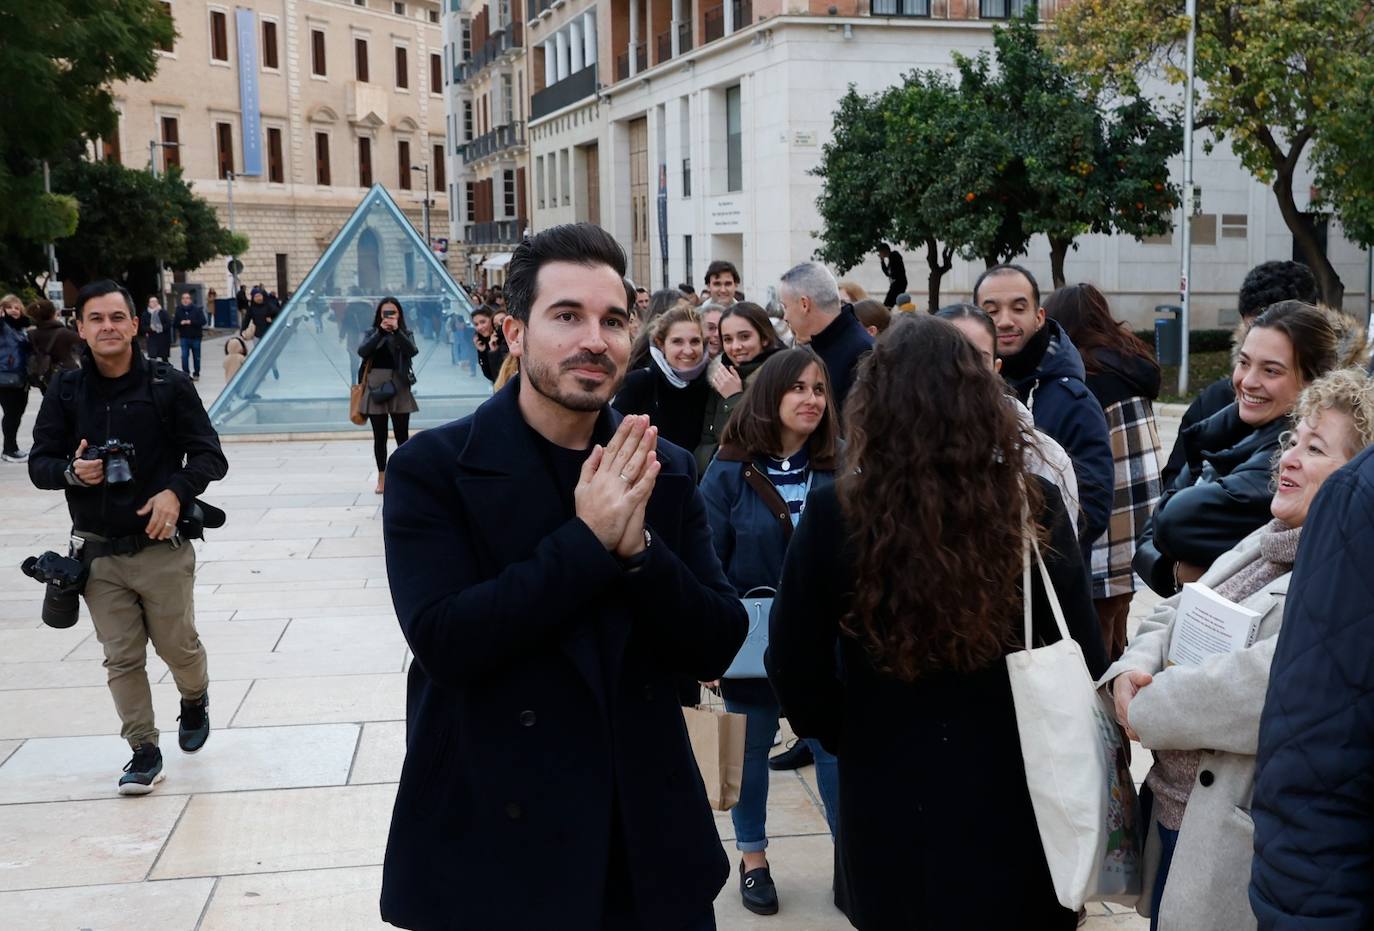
top-left (718, 302), bottom-right (777, 353)
top-left (27, 298), bottom-right (58, 323)
top-left (839, 315), bottom-right (1042, 682)
top-left (876, 242), bottom-right (891, 254)
top-left (1238, 261), bottom-right (1318, 320)
top-left (505, 223), bottom-right (627, 324)
top-left (973, 263), bottom-right (1041, 309)
top-left (635, 286), bottom-right (649, 295)
top-left (76, 279), bottom-right (135, 318)
top-left (1247, 301), bottom-right (1346, 383)
top-left (677, 282), bottom-right (696, 296)
top-left (623, 277), bottom-right (638, 312)
top-left (935, 303), bottom-right (996, 345)
top-left (1044, 283), bottom-right (1157, 374)
top-left (704, 260), bottom-right (740, 286)
top-left (470, 305), bottom-right (493, 321)
top-left (852, 299), bottom-right (892, 334)
top-left (372, 296), bottom-right (407, 330)
top-left (719, 347), bottom-right (838, 465)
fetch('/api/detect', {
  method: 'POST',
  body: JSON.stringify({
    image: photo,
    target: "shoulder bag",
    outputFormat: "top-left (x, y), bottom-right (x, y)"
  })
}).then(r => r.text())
top-left (349, 358), bottom-right (373, 426)
top-left (1008, 524), bottom-right (1143, 909)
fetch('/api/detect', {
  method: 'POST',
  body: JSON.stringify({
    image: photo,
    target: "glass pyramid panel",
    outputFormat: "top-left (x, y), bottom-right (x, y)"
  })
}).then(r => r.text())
top-left (208, 185), bottom-right (490, 434)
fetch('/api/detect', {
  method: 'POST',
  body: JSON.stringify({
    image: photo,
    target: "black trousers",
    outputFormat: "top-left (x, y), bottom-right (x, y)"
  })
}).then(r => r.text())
top-left (0, 385), bottom-right (28, 454)
top-left (370, 412), bottom-right (411, 472)
top-left (883, 281), bottom-right (906, 308)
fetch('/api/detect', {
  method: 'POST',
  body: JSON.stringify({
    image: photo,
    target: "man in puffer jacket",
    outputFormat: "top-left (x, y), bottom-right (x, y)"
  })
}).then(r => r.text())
top-left (1250, 445), bottom-right (1374, 929)
top-left (976, 264), bottom-right (1113, 567)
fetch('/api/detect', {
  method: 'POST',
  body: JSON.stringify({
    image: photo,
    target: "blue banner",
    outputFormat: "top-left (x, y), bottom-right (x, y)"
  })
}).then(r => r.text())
top-left (237, 9), bottom-right (263, 176)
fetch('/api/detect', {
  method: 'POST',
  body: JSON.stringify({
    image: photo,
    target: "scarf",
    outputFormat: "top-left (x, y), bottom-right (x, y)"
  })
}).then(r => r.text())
top-left (998, 321), bottom-right (1052, 384)
top-left (147, 309), bottom-right (163, 334)
top-left (650, 345), bottom-right (708, 389)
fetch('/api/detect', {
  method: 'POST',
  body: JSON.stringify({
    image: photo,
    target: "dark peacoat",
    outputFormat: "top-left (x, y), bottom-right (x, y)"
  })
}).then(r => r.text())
top-left (379, 377), bottom-right (747, 931)
top-left (767, 478), bottom-right (1107, 931)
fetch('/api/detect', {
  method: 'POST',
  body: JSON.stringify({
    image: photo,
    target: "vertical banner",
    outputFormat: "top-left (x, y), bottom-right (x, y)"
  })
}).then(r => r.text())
top-left (657, 164), bottom-right (668, 286)
top-left (236, 9), bottom-right (263, 176)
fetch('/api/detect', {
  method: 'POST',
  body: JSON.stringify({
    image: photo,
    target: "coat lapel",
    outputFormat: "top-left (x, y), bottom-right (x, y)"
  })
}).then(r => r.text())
top-left (454, 379), bottom-right (626, 709)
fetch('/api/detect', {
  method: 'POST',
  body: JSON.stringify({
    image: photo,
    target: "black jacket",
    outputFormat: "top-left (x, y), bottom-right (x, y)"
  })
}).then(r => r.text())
top-left (379, 379), bottom-right (746, 931)
top-left (475, 332), bottom-right (508, 383)
top-left (767, 479), bottom-right (1104, 930)
top-left (1133, 402), bottom-right (1285, 596)
top-left (1161, 373), bottom-right (1236, 488)
top-left (1251, 447), bottom-right (1374, 929)
top-left (242, 300), bottom-right (277, 337)
top-left (172, 303), bottom-right (207, 340)
top-left (138, 309), bottom-right (172, 359)
top-left (880, 251), bottom-right (908, 291)
top-left (28, 349), bottom-right (228, 537)
top-left (357, 326), bottom-right (418, 383)
top-left (808, 306), bottom-right (875, 414)
top-left (612, 364), bottom-right (710, 455)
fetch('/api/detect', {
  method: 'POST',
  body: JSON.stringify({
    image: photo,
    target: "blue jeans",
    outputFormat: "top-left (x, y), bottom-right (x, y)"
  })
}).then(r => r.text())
top-left (179, 337), bottom-right (201, 375)
top-left (1149, 819), bottom-right (1180, 931)
top-left (720, 677), bottom-right (838, 852)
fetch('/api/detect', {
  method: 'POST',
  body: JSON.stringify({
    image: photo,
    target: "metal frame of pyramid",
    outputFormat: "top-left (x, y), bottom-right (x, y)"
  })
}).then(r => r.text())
top-left (208, 185), bottom-right (491, 434)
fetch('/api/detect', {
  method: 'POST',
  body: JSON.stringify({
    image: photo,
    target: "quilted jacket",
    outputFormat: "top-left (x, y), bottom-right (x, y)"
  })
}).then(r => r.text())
top-left (1250, 445), bottom-right (1374, 930)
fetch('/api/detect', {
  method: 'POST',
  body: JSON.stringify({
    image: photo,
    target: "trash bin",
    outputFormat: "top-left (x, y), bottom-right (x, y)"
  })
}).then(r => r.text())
top-left (213, 298), bottom-right (237, 330)
top-left (1155, 304), bottom-right (1182, 366)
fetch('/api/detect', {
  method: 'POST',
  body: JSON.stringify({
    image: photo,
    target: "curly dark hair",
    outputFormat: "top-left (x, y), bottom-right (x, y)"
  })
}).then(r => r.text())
top-left (839, 314), bottom-right (1043, 682)
top-left (1238, 261), bottom-right (1318, 320)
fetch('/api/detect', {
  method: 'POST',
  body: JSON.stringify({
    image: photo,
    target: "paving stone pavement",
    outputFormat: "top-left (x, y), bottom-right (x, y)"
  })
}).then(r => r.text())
top-left (0, 335), bottom-right (1170, 929)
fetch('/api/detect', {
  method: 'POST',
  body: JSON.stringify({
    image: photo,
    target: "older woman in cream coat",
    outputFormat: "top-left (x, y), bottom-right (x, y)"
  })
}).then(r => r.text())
top-left (1102, 368), bottom-right (1374, 931)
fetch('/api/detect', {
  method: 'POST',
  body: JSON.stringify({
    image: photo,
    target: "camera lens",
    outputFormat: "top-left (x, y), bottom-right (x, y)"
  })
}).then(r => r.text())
top-left (105, 456), bottom-right (134, 485)
top-left (42, 584), bottom-right (80, 629)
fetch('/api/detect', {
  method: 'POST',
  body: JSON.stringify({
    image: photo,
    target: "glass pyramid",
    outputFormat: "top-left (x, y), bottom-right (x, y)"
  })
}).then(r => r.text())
top-left (208, 185), bottom-right (491, 434)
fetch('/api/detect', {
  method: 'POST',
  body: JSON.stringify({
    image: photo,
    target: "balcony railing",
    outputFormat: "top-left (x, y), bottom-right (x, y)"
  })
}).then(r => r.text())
top-left (734, 0), bottom-right (753, 28)
top-left (457, 27), bottom-right (521, 81)
top-left (527, 0), bottom-right (553, 20)
top-left (466, 219), bottom-right (528, 245)
top-left (531, 64), bottom-right (597, 120)
top-left (615, 43), bottom-right (646, 81)
top-left (656, 29), bottom-right (672, 64)
top-left (871, 0), bottom-right (930, 13)
top-left (704, 5), bottom-right (723, 42)
top-left (679, 21), bottom-right (693, 54)
top-left (461, 121), bottom-right (526, 164)
top-left (704, 0), bottom-right (751, 42)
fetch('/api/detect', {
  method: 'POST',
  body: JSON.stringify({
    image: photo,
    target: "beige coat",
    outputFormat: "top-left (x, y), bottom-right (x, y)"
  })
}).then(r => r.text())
top-left (1097, 527), bottom-right (1289, 931)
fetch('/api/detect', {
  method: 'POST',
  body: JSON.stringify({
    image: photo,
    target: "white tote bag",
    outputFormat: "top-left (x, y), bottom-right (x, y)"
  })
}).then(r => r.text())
top-left (1007, 530), bottom-right (1109, 910)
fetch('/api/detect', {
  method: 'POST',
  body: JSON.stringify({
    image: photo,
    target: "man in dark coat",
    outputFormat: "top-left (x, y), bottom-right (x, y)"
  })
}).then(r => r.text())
top-left (1250, 445), bottom-right (1374, 928)
top-left (977, 263), bottom-right (1114, 567)
top-left (379, 222), bottom-right (747, 931)
top-left (779, 260), bottom-right (874, 413)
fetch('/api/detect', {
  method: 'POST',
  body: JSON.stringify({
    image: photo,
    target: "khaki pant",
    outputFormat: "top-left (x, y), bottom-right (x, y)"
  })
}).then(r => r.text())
top-left (81, 538), bottom-right (208, 748)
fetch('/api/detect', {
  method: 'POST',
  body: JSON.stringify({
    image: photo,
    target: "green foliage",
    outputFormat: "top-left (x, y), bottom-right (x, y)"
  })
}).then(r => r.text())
top-left (51, 159), bottom-right (237, 287)
top-left (812, 16), bottom-right (1180, 303)
top-left (1054, 0), bottom-right (1374, 303)
top-left (0, 0), bottom-right (173, 250)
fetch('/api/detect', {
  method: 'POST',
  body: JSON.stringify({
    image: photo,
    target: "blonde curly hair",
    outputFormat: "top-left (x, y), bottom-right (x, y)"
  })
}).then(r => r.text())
top-left (1294, 367), bottom-right (1374, 458)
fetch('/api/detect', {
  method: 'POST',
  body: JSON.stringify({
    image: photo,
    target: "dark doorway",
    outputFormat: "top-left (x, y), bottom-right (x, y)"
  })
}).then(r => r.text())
top-left (275, 253), bottom-right (289, 298)
top-left (358, 229), bottom-right (381, 292)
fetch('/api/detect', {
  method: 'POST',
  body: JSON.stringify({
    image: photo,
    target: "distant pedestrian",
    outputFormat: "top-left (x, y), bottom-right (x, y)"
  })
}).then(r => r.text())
top-left (471, 306), bottom-right (507, 383)
top-left (24, 298), bottom-right (83, 394)
top-left (173, 292), bottom-right (207, 381)
top-left (852, 298), bottom-right (892, 337)
top-left (243, 289), bottom-right (277, 339)
top-left (705, 260), bottom-right (741, 306)
top-left (357, 297), bottom-right (418, 495)
top-left (139, 296), bottom-right (172, 362)
top-left (876, 242), bottom-right (907, 308)
top-left (235, 285), bottom-right (249, 328)
top-left (0, 293), bottom-right (32, 462)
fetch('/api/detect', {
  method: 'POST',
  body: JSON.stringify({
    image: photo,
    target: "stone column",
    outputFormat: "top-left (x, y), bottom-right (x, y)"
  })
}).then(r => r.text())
top-left (629, 0), bottom-right (639, 76)
top-left (583, 11), bottom-right (597, 65)
top-left (724, 0), bottom-right (734, 36)
top-left (555, 28), bottom-right (570, 81)
top-left (544, 39), bottom-right (556, 87)
top-left (570, 19), bottom-right (584, 73)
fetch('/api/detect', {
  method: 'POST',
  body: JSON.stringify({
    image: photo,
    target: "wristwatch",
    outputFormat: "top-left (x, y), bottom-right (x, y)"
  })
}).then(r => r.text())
top-left (619, 528), bottom-right (652, 572)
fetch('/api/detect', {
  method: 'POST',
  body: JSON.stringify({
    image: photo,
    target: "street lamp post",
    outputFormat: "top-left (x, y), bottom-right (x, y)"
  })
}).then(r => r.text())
top-left (1177, 0), bottom-right (1198, 397)
top-left (226, 169), bottom-right (240, 301)
top-left (148, 139), bottom-right (180, 305)
top-left (411, 163), bottom-right (432, 248)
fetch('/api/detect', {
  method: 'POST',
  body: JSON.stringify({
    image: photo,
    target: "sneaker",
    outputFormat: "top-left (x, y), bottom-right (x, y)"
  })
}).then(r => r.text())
top-left (739, 860), bottom-right (779, 916)
top-left (768, 739), bottom-right (813, 771)
top-left (177, 692), bottom-right (210, 752)
top-left (192, 374), bottom-right (200, 381)
top-left (1, 450), bottom-right (27, 463)
top-left (118, 744), bottom-right (165, 795)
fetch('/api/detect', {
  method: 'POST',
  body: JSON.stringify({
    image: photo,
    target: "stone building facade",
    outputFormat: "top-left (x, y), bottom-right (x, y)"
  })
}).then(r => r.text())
top-left (102, 0), bottom-right (449, 301)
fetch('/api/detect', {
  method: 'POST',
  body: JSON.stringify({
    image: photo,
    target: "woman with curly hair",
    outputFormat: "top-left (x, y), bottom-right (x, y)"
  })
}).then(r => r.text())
top-left (767, 314), bottom-right (1107, 930)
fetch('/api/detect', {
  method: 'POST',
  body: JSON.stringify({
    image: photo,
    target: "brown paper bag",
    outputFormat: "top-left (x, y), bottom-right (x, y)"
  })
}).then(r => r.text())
top-left (684, 702), bottom-right (746, 811)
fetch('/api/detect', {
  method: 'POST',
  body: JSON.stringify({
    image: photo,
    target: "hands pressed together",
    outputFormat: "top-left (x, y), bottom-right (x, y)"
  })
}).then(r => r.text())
top-left (574, 414), bottom-right (661, 560)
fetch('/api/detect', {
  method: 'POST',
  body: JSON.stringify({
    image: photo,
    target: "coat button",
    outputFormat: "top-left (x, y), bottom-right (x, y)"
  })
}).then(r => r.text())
top-left (518, 710), bottom-right (536, 727)
top-left (505, 802), bottom-right (522, 820)
top-left (1198, 770), bottom-right (1215, 788)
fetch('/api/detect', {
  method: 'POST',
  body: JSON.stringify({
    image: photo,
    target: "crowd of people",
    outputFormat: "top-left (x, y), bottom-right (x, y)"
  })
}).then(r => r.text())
top-left (379, 222), bottom-right (1374, 931)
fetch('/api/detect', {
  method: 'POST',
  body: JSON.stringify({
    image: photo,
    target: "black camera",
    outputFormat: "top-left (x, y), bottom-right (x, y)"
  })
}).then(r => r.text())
top-left (82, 439), bottom-right (136, 485)
top-left (20, 551), bottom-right (89, 629)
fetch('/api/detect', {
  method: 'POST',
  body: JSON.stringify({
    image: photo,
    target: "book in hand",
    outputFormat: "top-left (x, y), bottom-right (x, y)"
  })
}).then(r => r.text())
top-left (1166, 583), bottom-right (1263, 667)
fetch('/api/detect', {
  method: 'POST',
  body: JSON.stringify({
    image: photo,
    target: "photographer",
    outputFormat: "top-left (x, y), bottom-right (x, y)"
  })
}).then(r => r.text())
top-left (28, 280), bottom-right (228, 796)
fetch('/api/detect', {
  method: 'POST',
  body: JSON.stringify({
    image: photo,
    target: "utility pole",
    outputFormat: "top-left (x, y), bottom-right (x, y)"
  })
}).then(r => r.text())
top-left (1177, 0), bottom-right (1198, 397)
top-left (42, 160), bottom-right (58, 285)
top-left (226, 169), bottom-right (239, 301)
top-left (148, 139), bottom-right (179, 305)
top-left (411, 163), bottom-right (432, 247)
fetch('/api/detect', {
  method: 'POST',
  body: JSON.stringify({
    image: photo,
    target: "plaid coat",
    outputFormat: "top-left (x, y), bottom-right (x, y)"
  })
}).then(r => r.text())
top-left (1085, 351), bottom-right (1164, 599)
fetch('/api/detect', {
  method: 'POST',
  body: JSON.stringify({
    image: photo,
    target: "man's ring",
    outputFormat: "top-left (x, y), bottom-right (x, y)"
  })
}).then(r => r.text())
top-left (619, 472), bottom-right (630, 483)
top-left (164, 521), bottom-right (174, 527)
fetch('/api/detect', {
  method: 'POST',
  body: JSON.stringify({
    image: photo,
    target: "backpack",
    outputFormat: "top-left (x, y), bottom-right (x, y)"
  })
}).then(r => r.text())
top-left (0, 323), bottom-right (28, 388)
top-left (26, 338), bottom-right (55, 392)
